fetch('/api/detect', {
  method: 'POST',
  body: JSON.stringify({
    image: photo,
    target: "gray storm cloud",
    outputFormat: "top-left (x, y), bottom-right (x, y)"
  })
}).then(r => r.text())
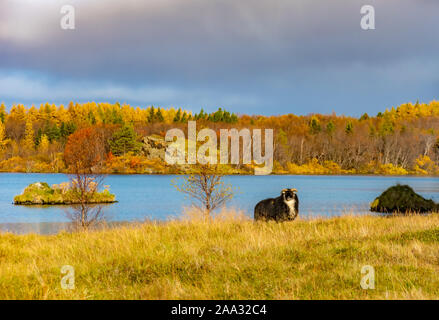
top-left (0, 0), bottom-right (438, 115)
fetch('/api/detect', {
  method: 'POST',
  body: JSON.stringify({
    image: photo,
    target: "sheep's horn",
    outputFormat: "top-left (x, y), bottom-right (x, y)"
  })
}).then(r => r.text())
top-left (290, 188), bottom-right (298, 192)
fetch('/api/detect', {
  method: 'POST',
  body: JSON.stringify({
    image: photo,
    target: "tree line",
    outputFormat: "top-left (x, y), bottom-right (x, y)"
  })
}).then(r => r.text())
top-left (0, 100), bottom-right (438, 175)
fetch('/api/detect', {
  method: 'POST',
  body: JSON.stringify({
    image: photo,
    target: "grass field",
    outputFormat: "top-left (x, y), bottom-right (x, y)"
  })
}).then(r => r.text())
top-left (1, 211), bottom-right (439, 299)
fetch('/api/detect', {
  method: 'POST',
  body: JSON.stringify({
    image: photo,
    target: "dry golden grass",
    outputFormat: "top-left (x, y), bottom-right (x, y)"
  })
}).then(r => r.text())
top-left (1, 210), bottom-right (439, 300)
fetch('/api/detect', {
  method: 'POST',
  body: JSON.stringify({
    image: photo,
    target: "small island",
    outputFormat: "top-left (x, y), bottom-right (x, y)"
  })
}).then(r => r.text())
top-left (14, 182), bottom-right (116, 205)
top-left (370, 184), bottom-right (438, 214)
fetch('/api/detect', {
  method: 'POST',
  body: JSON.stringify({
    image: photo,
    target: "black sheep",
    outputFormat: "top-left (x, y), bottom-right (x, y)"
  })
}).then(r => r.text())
top-left (254, 188), bottom-right (299, 222)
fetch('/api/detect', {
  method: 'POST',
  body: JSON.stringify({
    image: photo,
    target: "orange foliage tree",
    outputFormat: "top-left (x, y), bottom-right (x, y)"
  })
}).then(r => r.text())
top-left (64, 127), bottom-right (107, 229)
top-left (64, 127), bottom-right (106, 172)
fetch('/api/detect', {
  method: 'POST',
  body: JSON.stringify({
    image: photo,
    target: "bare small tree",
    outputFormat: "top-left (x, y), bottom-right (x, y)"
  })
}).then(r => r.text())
top-left (173, 164), bottom-right (234, 217)
top-left (65, 174), bottom-right (106, 230)
top-left (64, 127), bottom-right (108, 230)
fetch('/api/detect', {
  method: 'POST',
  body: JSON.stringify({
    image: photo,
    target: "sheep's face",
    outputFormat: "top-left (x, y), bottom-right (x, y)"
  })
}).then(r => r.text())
top-left (281, 188), bottom-right (297, 202)
top-left (280, 188), bottom-right (298, 221)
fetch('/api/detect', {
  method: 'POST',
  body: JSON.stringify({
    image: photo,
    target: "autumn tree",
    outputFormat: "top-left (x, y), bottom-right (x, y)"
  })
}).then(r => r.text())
top-left (172, 164), bottom-right (234, 218)
top-left (23, 117), bottom-right (35, 153)
top-left (64, 127), bottom-right (107, 230)
top-left (38, 134), bottom-right (50, 154)
top-left (64, 127), bottom-right (106, 171)
top-left (0, 119), bottom-right (10, 156)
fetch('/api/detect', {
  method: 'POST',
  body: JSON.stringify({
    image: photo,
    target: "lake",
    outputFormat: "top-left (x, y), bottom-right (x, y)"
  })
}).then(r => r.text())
top-left (0, 173), bottom-right (438, 234)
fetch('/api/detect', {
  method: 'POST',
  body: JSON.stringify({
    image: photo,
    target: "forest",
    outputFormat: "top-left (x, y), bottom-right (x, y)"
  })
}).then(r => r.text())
top-left (0, 100), bottom-right (438, 175)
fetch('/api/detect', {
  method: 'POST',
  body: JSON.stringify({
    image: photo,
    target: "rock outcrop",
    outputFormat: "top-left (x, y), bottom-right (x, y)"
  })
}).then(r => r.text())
top-left (141, 135), bottom-right (170, 161)
top-left (370, 184), bottom-right (438, 214)
top-left (141, 134), bottom-right (186, 163)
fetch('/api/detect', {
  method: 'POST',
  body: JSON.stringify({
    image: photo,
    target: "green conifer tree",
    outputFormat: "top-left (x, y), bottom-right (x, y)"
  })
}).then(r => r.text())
top-left (109, 124), bottom-right (142, 156)
top-left (173, 108), bottom-right (182, 122)
top-left (213, 108), bottom-right (224, 122)
top-left (181, 112), bottom-right (187, 123)
top-left (147, 106), bottom-right (155, 123)
top-left (326, 121), bottom-right (336, 136)
top-left (309, 117), bottom-right (321, 134)
top-left (345, 121), bottom-right (354, 134)
top-left (0, 103), bottom-right (6, 123)
top-left (156, 108), bottom-right (164, 122)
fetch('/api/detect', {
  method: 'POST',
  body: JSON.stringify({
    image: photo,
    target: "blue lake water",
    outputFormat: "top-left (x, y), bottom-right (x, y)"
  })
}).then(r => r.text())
top-left (0, 173), bottom-right (438, 233)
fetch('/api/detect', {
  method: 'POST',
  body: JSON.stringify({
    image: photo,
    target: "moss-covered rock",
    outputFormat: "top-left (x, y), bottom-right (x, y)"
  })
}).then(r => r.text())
top-left (14, 182), bottom-right (116, 205)
top-left (370, 184), bottom-right (438, 214)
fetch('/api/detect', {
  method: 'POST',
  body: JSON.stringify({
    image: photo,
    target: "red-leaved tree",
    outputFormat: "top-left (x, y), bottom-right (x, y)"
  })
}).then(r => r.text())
top-left (64, 127), bottom-right (107, 230)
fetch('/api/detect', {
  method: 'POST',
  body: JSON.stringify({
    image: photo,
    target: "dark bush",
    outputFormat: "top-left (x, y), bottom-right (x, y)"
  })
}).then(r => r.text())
top-left (370, 184), bottom-right (438, 214)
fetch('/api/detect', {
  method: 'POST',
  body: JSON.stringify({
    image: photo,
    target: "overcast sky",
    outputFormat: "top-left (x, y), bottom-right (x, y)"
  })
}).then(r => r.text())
top-left (0, 0), bottom-right (438, 116)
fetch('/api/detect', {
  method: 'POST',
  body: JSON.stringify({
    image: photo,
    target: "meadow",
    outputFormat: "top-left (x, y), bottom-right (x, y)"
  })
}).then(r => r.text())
top-left (1, 210), bottom-right (439, 300)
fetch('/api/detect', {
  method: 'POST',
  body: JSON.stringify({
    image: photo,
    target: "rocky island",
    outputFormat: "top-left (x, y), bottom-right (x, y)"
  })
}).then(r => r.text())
top-left (14, 182), bottom-right (116, 205)
top-left (370, 184), bottom-right (438, 214)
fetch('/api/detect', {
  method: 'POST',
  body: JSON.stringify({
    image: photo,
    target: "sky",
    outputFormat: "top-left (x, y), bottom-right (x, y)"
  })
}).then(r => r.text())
top-left (0, 0), bottom-right (438, 116)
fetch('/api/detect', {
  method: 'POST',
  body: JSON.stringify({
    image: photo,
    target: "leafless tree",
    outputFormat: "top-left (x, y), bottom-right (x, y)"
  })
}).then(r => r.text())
top-left (65, 173), bottom-right (106, 230)
top-left (172, 164), bottom-right (234, 218)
